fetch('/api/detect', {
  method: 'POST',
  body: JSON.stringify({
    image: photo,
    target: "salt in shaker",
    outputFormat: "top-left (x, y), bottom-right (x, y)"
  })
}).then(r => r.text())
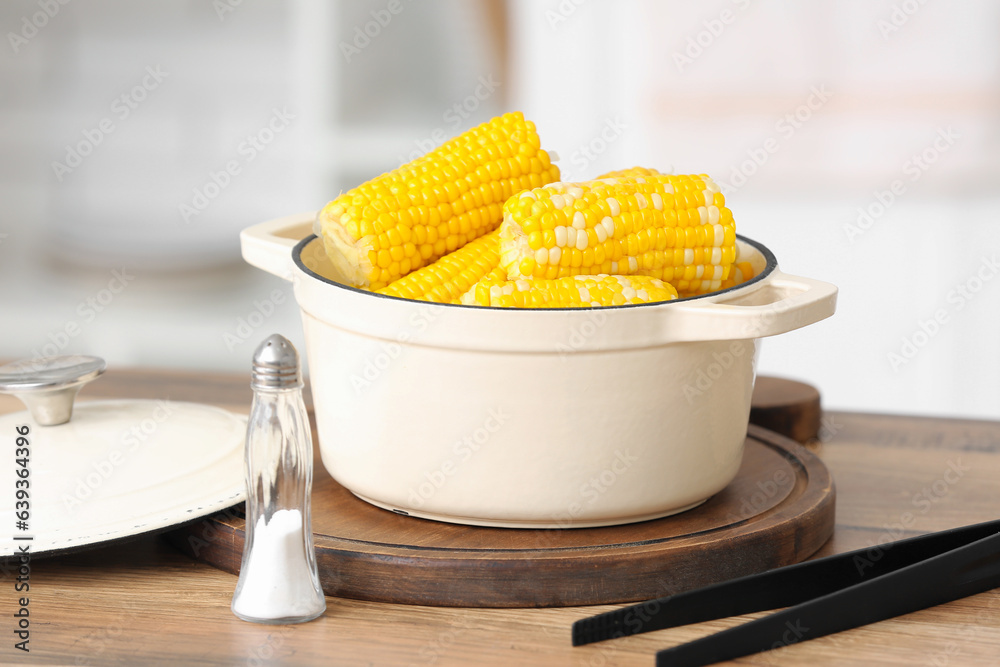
top-left (231, 334), bottom-right (326, 623)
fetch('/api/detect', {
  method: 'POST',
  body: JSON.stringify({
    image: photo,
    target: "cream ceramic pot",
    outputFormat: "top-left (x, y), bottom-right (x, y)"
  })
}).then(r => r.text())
top-left (241, 213), bottom-right (837, 528)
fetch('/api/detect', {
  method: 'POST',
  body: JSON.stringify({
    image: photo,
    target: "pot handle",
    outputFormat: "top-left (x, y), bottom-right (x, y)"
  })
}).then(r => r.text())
top-left (665, 270), bottom-right (838, 341)
top-left (240, 211), bottom-right (317, 282)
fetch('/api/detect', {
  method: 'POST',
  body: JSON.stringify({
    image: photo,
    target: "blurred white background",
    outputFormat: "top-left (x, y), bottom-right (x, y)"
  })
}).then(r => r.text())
top-left (1, 0), bottom-right (998, 419)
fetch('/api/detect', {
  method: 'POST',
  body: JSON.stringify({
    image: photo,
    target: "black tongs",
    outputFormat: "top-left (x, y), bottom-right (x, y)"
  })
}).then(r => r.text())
top-left (572, 519), bottom-right (1000, 666)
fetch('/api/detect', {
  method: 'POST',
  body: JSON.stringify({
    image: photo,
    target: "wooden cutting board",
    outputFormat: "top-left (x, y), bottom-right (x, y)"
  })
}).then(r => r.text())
top-left (167, 377), bottom-right (834, 608)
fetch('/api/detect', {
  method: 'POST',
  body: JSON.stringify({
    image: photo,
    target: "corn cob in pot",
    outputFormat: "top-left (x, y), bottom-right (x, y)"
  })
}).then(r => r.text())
top-left (317, 112), bottom-right (560, 289)
top-left (461, 274), bottom-right (678, 308)
top-left (376, 229), bottom-right (506, 304)
top-left (498, 173), bottom-right (736, 296)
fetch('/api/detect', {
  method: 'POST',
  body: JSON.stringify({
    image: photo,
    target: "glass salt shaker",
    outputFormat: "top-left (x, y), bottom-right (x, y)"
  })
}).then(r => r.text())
top-left (231, 334), bottom-right (326, 624)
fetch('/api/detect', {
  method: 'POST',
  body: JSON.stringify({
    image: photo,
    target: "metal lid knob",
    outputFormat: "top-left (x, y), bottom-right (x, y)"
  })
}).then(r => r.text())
top-left (251, 334), bottom-right (301, 390)
top-left (0, 355), bottom-right (106, 426)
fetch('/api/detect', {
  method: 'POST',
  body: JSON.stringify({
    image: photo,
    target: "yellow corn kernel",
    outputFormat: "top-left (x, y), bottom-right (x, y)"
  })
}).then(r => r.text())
top-left (498, 172), bottom-right (736, 296)
top-left (377, 229), bottom-right (505, 304)
top-left (318, 112), bottom-right (560, 289)
top-left (597, 166), bottom-right (668, 180)
top-left (460, 274), bottom-right (678, 308)
top-left (718, 259), bottom-right (757, 291)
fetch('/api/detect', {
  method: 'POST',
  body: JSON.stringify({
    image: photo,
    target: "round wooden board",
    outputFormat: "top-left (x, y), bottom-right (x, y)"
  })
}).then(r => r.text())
top-left (749, 376), bottom-right (823, 445)
top-left (168, 423), bottom-right (834, 608)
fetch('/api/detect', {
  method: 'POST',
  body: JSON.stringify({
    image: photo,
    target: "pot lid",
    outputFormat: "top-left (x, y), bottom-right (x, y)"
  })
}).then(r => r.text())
top-left (0, 356), bottom-right (246, 557)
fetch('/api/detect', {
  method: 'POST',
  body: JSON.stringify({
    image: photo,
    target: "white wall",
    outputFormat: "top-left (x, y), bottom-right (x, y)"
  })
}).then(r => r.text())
top-left (1, 0), bottom-right (998, 419)
top-left (508, 0), bottom-right (1000, 419)
top-left (0, 0), bottom-right (503, 372)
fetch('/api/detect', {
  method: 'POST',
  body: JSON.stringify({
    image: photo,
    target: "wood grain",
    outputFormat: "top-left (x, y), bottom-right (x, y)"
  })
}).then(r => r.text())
top-left (749, 375), bottom-right (822, 443)
top-left (5, 368), bottom-right (1000, 666)
top-left (168, 425), bottom-right (834, 607)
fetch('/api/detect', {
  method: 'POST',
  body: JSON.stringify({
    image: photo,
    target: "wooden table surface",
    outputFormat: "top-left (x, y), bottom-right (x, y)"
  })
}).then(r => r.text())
top-left (4, 368), bottom-right (1000, 666)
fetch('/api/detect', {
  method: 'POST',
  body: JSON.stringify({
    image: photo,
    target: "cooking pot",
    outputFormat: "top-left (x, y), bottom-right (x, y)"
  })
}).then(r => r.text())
top-left (241, 213), bottom-right (837, 528)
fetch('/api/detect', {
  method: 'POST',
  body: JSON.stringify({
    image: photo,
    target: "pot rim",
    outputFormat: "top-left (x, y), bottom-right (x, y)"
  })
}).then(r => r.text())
top-left (291, 233), bottom-right (777, 311)
top-left (241, 213), bottom-right (835, 346)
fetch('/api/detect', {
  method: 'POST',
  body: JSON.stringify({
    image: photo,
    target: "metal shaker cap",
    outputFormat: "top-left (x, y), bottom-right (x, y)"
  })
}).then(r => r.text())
top-left (251, 334), bottom-right (301, 390)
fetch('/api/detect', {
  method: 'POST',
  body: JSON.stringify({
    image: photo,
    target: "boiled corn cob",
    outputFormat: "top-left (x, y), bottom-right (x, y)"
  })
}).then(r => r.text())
top-left (606, 168), bottom-right (755, 292)
top-left (718, 260), bottom-right (755, 291)
top-left (598, 166), bottom-right (665, 179)
top-left (498, 173), bottom-right (736, 296)
top-left (606, 169), bottom-right (752, 291)
top-left (377, 229), bottom-right (506, 304)
top-left (317, 112), bottom-right (560, 290)
top-left (461, 274), bottom-right (678, 308)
